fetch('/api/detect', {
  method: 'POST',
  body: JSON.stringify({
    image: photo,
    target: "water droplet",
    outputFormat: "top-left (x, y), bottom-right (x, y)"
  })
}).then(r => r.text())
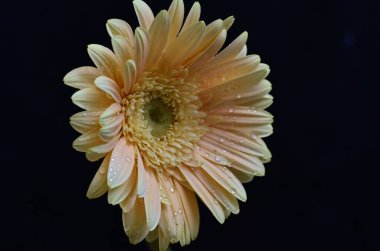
top-left (99, 168), bottom-right (106, 175)
top-left (109, 178), bottom-right (113, 182)
top-left (178, 209), bottom-right (183, 214)
top-left (204, 152), bottom-right (209, 157)
top-left (147, 218), bottom-right (150, 223)
top-left (111, 158), bottom-right (115, 162)
top-left (113, 171), bottom-right (117, 175)
top-left (222, 167), bottom-right (227, 172)
top-left (219, 138), bottom-right (225, 143)
top-left (236, 94), bottom-right (241, 99)
top-left (215, 155), bottom-right (222, 162)
top-left (230, 188), bottom-right (236, 195)
top-left (126, 157), bottom-right (131, 163)
top-left (227, 162), bottom-right (232, 167)
top-left (251, 134), bottom-right (257, 139)
top-left (239, 138), bottom-right (244, 143)
top-left (214, 199), bottom-right (219, 205)
top-left (174, 212), bottom-right (178, 216)
top-left (170, 187), bottom-right (175, 193)
top-left (228, 108), bottom-right (234, 113)
top-left (196, 146), bottom-right (200, 150)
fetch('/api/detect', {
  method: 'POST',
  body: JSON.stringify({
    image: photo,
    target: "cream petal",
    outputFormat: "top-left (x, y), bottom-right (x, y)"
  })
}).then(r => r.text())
top-left (236, 45), bottom-right (247, 58)
top-left (200, 136), bottom-right (265, 176)
top-left (69, 110), bottom-right (102, 134)
top-left (161, 21), bottom-right (206, 67)
top-left (144, 168), bottom-right (161, 231)
top-left (174, 179), bottom-right (199, 241)
top-left (194, 142), bottom-right (229, 166)
top-left (87, 44), bottom-right (121, 83)
top-left (208, 31), bottom-right (248, 67)
top-left (99, 103), bottom-right (122, 127)
top-left (120, 179), bottom-right (138, 213)
top-left (86, 153), bottom-right (111, 199)
top-left (168, 0), bottom-right (184, 42)
top-left (108, 167), bottom-right (136, 205)
top-left (230, 168), bottom-right (255, 183)
top-left (159, 203), bottom-right (177, 243)
top-left (226, 79), bottom-right (272, 107)
top-left (63, 66), bottom-right (100, 89)
top-left (158, 227), bottom-right (170, 251)
top-left (108, 137), bottom-right (136, 188)
top-left (197, 55), bottom-right (261, 90)
top-left (123, 198), bottom-right (149, 244)
top-left (179, 165), bottom-right (225, 224)
top-left (71, 87), bottom-right (113, 111)
top-left (106, 19), bottom-right (134, 43)
top-left (136, 150), bottom-right (147, 197)
top-left (133, 0), bottom-right (154, 31)
top-left (182, 1), bottom-right (201, 32)
top-left (199, 66), bottom-right (269, 108)
top-left (111, 35), bottom-right (134, 66)
top-left (183, 19), bottom-right (224, 68)
top-left (145, 228), bottom-right (158, 242)
top-left (146, 10), bottom-right (170, 69)
top-left (193, 168), bottom-right (240, 214)
top-left (200, 158), bottom-right (247, 202)
top-left (99, 114), bottom-right (123, 142)
top-left (73, 127), bottom-right (103, 152)
top-left (187, 29), bottom-right (227, 75)
top-left (94, 76), bottom-right (122, 103)
top-left (124, 60), bottom-right (137, 95)
top-left (86, 133), bottom-right (120, 162)
top-left (205, 127), bottom-right (270, 159)
top-left (223, 16), bottom-right (235, 30)
top-left (134, 27), bottom-right (150, 80)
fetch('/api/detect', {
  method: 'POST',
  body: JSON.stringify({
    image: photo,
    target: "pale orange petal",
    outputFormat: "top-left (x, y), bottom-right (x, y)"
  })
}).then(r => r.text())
top-left (111, 35), bottom-right (133, 66)
top-left (106, 19), bottom-right (134, 43)
top-left (179, 165), bottom-right (225, 223)
top-left (70, 110), bottom-right (102, 134)
top-left (168, 0), bottom-right (184, 43)
top-left (124, 59), bottom-right (137, 95)
top-left (144, 168), bottom-right (161, 231)
top-left (86, 153), bottom-right (111, 199)
top-left (108, 138), bottom-right (136, 188)
top-left (108, 166), bottom-right (136, 205)
top-left (136, 150), bottom-right (147, 197)
top-left (182, 1), bottom-right (201, 32)
top-left (87, 44), bottom-right (121, 83)
top-left (123, 198), bottom-right (149, 244)
top-left (99, 103), bottom-right (122, 127)
top-left (133, 0), bottom-right (155, 31)
top-left (94, 76), bottom-right (122, 103)
top-left (146, 10), bottom-right (170, 69)
top-left (71, 88), bottom-right (113, 111)
top-left (134, 27), bottom-right (150, 80)
top-left (99, 114), bottom-right (123, 142)
top-left (73, 127), bottom-right (103, 152)
top-left (86, 133), bottom-right (120, 162)
top-left (63, 66), bottom-right (100, 89)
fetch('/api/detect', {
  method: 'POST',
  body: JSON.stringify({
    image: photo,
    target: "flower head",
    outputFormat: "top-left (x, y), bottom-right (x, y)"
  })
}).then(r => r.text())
top-left (64, 0), bottom-right (273, 249)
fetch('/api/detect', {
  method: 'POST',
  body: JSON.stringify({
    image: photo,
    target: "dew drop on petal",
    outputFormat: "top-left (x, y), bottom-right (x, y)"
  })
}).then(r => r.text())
top-left (205, 152), bottom-right (209, 157)
top-left (239, 138), bottom-right (244, 143)
top-left (170, 186), bottom-right (175, 193)
top-left (230, 188), bottom-right (236, 195)
top-left (178, 209), bottom-right (183, 214)
top-left (99, 168), bottom-right (106, 175)
top-left (236, 94), bottom-right (241, 99)
top-left (215, 155), bottom-right (222, 162)
top-left (228, 108), bottom-right (234, 113)
top-left (219, 138), bottom-right (225, 143)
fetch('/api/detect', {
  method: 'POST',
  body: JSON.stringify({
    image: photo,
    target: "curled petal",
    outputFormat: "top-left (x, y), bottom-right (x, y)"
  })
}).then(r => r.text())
top-left (73, 127), bottom-right (103, 152)
top-left (133, 0), bottom-right (154, 31)
top-left (99, 103), bottom-right (122, 127)
top-left (63, 66), bottom-right (100, 89)
top-left (106, 19), bottom-right (134, 43)
top-left (71, 88), bottom-right (113, 111)
top-left (94, 76), bottom-right (122, 103)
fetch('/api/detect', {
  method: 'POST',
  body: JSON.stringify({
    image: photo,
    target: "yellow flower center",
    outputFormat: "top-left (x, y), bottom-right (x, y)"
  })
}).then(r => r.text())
top-left (122, 68), bottom-right (208, 169)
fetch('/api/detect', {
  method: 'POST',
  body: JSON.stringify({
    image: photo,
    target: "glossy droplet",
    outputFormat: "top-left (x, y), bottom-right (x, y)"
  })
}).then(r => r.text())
top-left (215, 156), bottom-right (222, 162)
top-left (230, 188), bottom-right (236, 195)
top-left (236, 94), bottom-right (241, 99)
top-left (178, 209), bottom-right (183, 214)
top-left (219, 138), bottom-right (225, 143)
top-left (214, 199), bottom-right (219, 205)
top-left (109, 178), bottom-right (113, 182)
top-left (113, 171), bottom-right (117, 175)
top-left (126, 157), bottom-right (131, 163)
top-left (239, 138), bottom-right (244, 143)
top-left (170, 187), bottom-right (175, 193)
top-left (99, 168), bottom-right (106, 175)
top-left (204, 152), bottom-right (209, 157)
top-left (228, 108), bottom-right (234, 113)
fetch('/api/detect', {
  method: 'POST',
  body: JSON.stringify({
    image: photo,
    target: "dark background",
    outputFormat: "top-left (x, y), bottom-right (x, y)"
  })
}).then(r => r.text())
top-left (1, 0), bottom-right (379, 250)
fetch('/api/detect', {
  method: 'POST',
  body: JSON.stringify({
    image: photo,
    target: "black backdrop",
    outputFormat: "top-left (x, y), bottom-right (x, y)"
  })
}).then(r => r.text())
top-left (1, 0), bottom-right (379, 250)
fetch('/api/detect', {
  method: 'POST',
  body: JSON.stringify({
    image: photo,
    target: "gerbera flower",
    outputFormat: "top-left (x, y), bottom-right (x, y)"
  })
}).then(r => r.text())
top-left (64, 0), bottom-right (273, 250)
